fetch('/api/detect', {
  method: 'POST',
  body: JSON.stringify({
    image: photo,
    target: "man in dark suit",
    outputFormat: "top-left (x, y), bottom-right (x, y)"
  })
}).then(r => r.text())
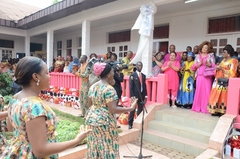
top-left (128, 61), bottom-right (147, 129)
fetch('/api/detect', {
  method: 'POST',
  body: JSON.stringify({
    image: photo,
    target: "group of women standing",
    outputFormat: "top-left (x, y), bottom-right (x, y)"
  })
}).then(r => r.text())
top-left (154, 41), bottom-right (240, 116)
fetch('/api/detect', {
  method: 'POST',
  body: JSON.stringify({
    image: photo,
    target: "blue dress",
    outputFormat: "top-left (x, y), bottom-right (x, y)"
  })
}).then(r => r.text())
top-left (177, 61), bottom-right (195, 105)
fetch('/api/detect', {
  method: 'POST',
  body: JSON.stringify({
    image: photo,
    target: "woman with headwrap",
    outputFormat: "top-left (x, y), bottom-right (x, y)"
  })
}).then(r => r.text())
top-left (85, 62), bottom-right (138, 159)
top-left (68, 56), bottom-right (80, 73)
top-left (208, 45), bottom-right (238, 116)
top-left (176, 52), bottom-right (195, 108)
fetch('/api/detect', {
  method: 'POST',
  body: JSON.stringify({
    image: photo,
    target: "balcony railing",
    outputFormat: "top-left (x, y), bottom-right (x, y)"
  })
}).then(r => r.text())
top-left (49, 72), bottom-right (168, 105)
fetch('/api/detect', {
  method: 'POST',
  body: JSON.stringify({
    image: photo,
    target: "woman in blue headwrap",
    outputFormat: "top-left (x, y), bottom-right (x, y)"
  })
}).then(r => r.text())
top-left (176, 52), bottom-right (195, 108)
top-left (69, 56), bottom-right (80, 73)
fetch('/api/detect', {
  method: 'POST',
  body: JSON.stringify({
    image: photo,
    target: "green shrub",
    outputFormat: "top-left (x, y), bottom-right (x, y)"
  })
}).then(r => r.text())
top-left (56, 120), bottom-right (87, 145)
top-left (3, 95), bottom-right (12, 105)
top-left (0, 72), bottom-right (13, 96)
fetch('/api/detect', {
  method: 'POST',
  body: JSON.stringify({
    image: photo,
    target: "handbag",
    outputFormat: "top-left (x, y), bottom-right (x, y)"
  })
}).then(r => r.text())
top-left (204, 66), bottom-right (215, 77)
top-left (217, 78), bottom-right (229, 87)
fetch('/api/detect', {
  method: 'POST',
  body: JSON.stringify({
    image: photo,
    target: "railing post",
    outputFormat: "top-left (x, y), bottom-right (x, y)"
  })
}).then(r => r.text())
top-left (226, 78), bottom-right (240, 122)
top-left (146, 78), bottom-right (152, 102)
top-left (151, 80), bottom-right (157, 102)
top-left (126, 76), bottom-right (130, 98)
top-left (156, 74), bottom-right (168, 104)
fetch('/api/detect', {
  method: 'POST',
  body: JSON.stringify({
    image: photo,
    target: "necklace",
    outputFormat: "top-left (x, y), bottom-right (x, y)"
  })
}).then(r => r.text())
top-left (224, 57), bottom-right (231, 62)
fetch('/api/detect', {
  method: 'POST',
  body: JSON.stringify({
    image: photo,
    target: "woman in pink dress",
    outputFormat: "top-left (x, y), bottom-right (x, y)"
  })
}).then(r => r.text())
top-left (191, 41), bottom-right (215, 113)
top-left (162, 52), bottom-right (180, 108)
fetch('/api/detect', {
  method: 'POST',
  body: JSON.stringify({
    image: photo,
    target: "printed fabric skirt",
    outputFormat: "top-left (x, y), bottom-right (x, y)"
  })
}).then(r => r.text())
top-left (87, 125), bottom-right (119, 159)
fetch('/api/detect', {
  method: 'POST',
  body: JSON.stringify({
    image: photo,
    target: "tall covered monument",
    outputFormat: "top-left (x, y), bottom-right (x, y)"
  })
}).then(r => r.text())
top-left (130, 2), bottom-right (157, 77)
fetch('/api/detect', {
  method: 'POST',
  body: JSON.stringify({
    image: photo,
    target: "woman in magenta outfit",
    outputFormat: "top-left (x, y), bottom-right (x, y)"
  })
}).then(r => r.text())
top-left (191, 41), bottom-right (215, 113)
top-left (162, 52), bottom-right (180, 108)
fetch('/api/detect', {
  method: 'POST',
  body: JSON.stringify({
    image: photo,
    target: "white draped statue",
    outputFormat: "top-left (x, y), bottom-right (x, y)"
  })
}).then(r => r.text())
top-left (130, 2), bottom-right (157, 76)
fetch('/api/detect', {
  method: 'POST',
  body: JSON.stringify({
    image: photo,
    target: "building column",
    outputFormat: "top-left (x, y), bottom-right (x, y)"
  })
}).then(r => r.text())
top-left (25, 36), bottom-right (30, 56)
top-left (81, 20), bottom-right (90, 56)
top-left (47, 30), bottom-right (54, 69)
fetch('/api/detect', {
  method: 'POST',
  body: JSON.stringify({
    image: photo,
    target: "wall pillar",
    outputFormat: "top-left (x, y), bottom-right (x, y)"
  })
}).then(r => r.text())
top-left (81, 20), bottom-right (90, 56)
top-left (25, 36), bottom-right (30, 56)
top-left (47, 30), bottom-right (54, 69)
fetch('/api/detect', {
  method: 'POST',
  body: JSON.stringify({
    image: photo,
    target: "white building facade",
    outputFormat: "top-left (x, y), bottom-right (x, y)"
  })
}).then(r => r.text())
top-left (0, 0), bottom-right (240, 69)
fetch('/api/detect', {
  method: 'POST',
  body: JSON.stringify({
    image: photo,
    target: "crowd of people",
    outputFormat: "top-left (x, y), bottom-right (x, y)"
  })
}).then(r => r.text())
top-left (152, 41), bottom-right (240, 117)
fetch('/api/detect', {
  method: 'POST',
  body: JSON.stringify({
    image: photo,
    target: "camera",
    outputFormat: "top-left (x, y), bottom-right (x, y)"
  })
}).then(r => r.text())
top-left (108, 61), bottom-right (124, 71)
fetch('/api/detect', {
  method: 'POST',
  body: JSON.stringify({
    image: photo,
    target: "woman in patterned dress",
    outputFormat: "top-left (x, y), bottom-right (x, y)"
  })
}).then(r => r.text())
top-left (208, 45), bottom-right (238, 116)
top-left (85, 62), bottom-right (138, 159)
top-left (176, 52), bottom-right (195, 108)
top-left (1, 56), bottom-right (91, 158)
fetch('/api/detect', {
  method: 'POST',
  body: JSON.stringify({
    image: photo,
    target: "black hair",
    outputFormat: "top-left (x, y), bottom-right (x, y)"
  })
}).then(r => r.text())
top-left (234, 51), bottom-right (238, 57)
top-left (111, 53), bottom-right (118, 60)
top-left (223, 45), bottom-right (234, 57)
top-left (155, 52), bottom-right (161, 57)
top-left (90, 53), bottom-right (97, 59)
top-left (14, 56), bottom-right (44, 87)
top-left (82, 55), bottom-right (88, 61)
top-left (136, 61), bottom-right (142, 65)
top-left (170, 52), bottom-right (177, 56)
top-left (100, 63), bottom-right (112, 78)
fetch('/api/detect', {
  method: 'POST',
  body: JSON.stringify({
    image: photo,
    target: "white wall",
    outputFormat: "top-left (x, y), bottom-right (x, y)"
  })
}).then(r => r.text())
top-left (4, 0), bottom-right (239, 59)
top-left (169, 13), bottom-right (205, 52)
top-left (54, 32), bottom-right (82, 58)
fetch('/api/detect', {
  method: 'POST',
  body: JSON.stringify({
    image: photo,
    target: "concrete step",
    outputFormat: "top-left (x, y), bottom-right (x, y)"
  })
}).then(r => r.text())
top-left (148, 120), bottom-right (211, 144)
top-left (143, 129), bottom-right (208, 157)
top-left (154, 108), bottom-right (219, 133)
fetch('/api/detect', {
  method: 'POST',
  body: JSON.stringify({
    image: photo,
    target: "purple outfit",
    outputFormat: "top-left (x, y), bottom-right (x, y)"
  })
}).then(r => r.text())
top-left (191, 53), bottom-right (215, 113)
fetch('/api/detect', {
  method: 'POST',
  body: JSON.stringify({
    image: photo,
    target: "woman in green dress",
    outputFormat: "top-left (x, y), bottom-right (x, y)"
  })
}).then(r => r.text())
top-left (85, 62), bottom-right (138, 159)
top-left (1, 56), bottom-right (91, 158)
